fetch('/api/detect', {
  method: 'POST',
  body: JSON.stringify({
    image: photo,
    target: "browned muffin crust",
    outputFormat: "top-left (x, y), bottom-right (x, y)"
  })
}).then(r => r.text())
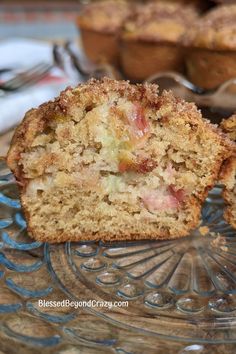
top-left (77, 0), bottom-right (131, 34)
top-left (7, 78), bottom-right (235, 243)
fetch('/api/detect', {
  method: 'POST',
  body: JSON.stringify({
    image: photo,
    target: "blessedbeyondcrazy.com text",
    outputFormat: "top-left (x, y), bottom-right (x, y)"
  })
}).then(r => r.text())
top-left (38, 299), bottom-right (129, 310)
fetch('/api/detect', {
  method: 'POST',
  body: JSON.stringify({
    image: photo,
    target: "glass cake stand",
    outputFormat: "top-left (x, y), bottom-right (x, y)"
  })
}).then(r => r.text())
top-left (0, 158), bottom-right (236, 354)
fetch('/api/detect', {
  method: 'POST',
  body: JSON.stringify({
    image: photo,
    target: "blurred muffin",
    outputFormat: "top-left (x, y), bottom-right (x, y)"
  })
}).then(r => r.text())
top-left (220, 115), bottom-right (236, 228)
top-left (147, 0), bottom-right (210, 11)
top-left (121, 1), bottom-right (198, 81)
top-left (213, 0), bottom-right (235, 3)
top-left (184, 5), bottom-right (236, 89)
top-left (77, 0), bottom-right (131, 66)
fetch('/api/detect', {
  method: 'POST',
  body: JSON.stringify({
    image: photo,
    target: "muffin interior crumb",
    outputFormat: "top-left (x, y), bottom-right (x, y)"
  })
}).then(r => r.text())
top-left (10, 84), bottom-right (231, 241)
top-left (7, 79), bottom-right (234, 242)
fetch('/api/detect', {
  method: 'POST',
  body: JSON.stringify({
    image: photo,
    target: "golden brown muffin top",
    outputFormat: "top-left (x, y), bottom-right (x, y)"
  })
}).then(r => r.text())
top-left (122, 1), bottom-right (198, 43)
top-left (183, 4), bottom-right (236, 50)
top-left (77, 0), bottom-right (131, 34)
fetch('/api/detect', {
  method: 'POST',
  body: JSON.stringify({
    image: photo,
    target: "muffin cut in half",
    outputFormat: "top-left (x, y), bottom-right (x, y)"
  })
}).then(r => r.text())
top-left (220, 115), bottom-right (236, 228)
top-left (7, 78), bottom-right (234, 243)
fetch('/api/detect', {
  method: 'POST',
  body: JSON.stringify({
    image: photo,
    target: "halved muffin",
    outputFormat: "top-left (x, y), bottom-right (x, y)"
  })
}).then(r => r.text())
top-left (7, 78), bottom-right (234, 243)
top-left (220, 115), bottom-right (236, 228)
top-left (77, 0), bottom-right (131, 66)
top-left (121, 1), bottom-right (198, 81)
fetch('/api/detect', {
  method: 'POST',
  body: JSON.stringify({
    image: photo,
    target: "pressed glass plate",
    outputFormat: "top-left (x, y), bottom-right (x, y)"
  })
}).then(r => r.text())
top-left (0, 158), bottom-right (236, 353)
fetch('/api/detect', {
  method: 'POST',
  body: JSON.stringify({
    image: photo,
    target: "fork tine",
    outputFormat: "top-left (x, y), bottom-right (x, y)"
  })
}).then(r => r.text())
top-left (15, 63), bottom-right (52, 89)
top-left (2, 63), bottom-right (46, 89)
top-left (2, 63), bottom-right (52, 91)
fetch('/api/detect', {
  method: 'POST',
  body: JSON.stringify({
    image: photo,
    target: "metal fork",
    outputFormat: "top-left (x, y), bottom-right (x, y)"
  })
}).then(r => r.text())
top-left (53, 42), bottom-right (122, 81)
top-left (0, 62), bottom-right (52, 95)
top-left (146, 71), bottom-right (236, 111)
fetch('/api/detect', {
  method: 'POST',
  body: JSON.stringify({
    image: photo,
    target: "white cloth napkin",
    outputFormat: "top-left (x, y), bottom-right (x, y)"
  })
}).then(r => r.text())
top-left (0, 38), bottom-right (76, 134)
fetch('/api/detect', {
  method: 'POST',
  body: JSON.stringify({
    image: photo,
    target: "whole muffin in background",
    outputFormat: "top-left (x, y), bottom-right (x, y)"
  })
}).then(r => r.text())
top-left (213, 0), bottom-right (235, 3)
top-left (183, 4), bottom-right (236, 89)
top-left (121, 1), bottom-right (198, 81)
top-left (77, 0), bottom-right (131, 66)
top-left (146, 0), bottom-right (210, 11)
